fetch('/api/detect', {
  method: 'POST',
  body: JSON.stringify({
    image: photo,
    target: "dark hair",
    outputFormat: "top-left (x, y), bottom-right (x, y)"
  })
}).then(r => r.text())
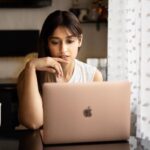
top-left (38, 10), bottom-right (82, 58)
top-left (37, 10), bottom-right (82, 92)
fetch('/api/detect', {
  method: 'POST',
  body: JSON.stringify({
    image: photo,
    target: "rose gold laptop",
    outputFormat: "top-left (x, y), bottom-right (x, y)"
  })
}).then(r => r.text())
top-left (41, 81), bottom-right (131, 145)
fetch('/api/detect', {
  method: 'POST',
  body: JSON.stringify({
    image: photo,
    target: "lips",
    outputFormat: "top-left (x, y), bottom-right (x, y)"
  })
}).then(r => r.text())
top-left (60, 55), bottom-right (70, 59)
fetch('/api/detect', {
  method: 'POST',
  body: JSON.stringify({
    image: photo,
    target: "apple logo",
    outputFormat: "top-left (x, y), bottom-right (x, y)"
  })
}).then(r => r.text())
top-left (83, 106), bottom-right (92, 117)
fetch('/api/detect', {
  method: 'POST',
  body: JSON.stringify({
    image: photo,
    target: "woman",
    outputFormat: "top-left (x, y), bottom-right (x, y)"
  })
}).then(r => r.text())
top-left (17, 10), bottom-right (103, 129)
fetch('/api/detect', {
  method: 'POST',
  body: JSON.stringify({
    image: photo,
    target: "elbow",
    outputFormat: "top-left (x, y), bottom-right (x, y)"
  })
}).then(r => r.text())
top-left (20, 119), bottom-right (43, 130)
top-left (27, 123), bottom-right (42, 130)
top-left (18, 114), bottom-right (43, 130)
top-left (25, 121), bottom-right (42, 130)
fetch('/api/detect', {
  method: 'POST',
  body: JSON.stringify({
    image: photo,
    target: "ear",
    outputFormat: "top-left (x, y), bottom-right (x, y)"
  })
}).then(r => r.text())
top-left (78, 34), bottom-right (83, 47)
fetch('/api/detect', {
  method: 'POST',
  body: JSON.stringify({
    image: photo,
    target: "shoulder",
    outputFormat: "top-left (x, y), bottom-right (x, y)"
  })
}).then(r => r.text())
top-left (93, 69), bottom-right (103, 81)
top-left (75, 60), bottom-right (103, 82)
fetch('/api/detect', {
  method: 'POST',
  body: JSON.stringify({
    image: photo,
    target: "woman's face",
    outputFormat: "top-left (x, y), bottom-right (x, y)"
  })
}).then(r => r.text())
top-left (48, 26), bottom-right (82, 63)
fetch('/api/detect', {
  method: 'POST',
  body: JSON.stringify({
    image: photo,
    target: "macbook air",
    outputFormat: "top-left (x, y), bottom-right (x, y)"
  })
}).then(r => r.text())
top-left (43, 142), bottom-right (130, 150)
top-left (41, 81), bottom-right (131, 145)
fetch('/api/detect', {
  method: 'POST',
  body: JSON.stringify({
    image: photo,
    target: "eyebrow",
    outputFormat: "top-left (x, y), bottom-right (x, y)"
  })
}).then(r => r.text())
top-left (49, 35), bottom-right (77, 40)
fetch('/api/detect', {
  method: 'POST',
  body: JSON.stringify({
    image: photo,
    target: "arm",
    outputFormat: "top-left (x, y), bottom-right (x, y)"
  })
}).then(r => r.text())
top-left (17, 62), bottom-right (43, 129)
top-left (93, 69), bottom-right (103, 82)
top-left (17, 57), bottom-right (68, 129)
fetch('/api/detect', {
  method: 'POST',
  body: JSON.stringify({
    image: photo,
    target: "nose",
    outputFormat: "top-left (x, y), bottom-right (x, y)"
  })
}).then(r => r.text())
top-left (60, 41), bottom-right (67, 53)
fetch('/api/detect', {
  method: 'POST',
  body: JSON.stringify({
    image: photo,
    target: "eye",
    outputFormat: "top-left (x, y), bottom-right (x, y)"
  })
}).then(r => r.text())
top-left (49, 40), bottom-right (60, 45)
top-left (66, 38), bottom-right (76, 44)
top-left (66, 39), bottom-right (74, 44)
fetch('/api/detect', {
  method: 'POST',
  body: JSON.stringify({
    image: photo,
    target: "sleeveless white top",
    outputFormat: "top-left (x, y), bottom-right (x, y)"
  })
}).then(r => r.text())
top-left (68, 59), bottom-right (97, 83)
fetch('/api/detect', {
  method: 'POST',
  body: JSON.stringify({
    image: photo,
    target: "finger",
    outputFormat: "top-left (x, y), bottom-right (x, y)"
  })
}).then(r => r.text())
top-left (34, 57), bottom-right (64, 76)
top-left (53, 57), bottom-right (69, 64)
top-left (46, 68), bottom-right (57, 74)
top-left (37, 67), bottom-right (56, 73)
top-left (52, 63), bottom-right (63, 77)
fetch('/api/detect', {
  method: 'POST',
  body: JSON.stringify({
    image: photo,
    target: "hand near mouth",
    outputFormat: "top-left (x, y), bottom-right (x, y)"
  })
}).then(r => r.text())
top-left (28, 57), bottom-right (68, 77)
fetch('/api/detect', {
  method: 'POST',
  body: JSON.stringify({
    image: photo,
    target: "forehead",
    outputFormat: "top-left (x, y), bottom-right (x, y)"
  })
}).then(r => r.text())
top-left (51, 26), bottom-right (73, 37)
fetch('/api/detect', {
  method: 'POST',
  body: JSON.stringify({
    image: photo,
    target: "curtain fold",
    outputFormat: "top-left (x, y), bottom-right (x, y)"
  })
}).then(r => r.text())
top-left (108, 0), bottom-right (150, 140)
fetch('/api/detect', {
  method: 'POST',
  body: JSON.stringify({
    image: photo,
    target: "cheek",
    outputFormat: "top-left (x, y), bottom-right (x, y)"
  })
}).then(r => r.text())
top-left (48, 44), bottom-right (58, 56)
top-left (72, 51), bottom-right (78, 58)
top-left (69, 45), bottom-right (79, 57)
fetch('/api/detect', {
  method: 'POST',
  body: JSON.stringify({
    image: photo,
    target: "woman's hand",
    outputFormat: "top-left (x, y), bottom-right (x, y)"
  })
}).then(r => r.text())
top-left (27, 57), bottom-right (68, 77)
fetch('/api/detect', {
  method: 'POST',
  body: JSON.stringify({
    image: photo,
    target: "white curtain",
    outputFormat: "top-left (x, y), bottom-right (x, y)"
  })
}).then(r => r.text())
top-left (108, 0), bottom-right (150, 140)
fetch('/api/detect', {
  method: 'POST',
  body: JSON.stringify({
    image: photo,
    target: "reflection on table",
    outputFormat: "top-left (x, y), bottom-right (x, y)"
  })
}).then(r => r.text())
top-left (0, 130), bottom-right (150, 150)
top-left (19, 130), bottom-right (130, 150)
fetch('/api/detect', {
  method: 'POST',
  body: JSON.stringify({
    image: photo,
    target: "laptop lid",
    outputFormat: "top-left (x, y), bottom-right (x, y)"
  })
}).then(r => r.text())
top-left (41, 81), bottom-right (131, 144)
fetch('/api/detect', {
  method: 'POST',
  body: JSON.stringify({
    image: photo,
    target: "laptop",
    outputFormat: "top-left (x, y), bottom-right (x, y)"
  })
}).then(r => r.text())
top-left (43, 142), bottom-right (130, 150)
top-left (40, 81), bottom-right (131, 145)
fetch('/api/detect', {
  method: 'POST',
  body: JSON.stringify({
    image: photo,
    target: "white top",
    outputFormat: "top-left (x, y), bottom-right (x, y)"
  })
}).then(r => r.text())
top-left (68, 59), bottom-right (97, 83)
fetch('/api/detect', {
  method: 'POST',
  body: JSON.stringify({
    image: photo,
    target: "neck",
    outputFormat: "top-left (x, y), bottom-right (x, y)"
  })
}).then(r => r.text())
top-left (61, 60), bottom-right (75, 82)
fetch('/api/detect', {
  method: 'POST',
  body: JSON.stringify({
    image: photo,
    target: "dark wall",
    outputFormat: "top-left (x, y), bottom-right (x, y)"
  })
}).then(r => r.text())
top-left (0, 30), bottom-right (39, 56)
